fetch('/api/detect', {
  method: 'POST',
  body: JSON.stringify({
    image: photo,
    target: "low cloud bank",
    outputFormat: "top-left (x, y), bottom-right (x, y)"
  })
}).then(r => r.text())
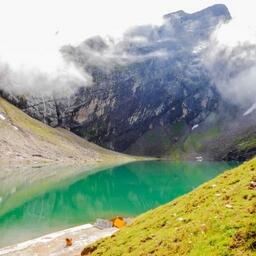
top-left (0, 24), bottom-right (169, 97)
top-left (203, 17), bottom-right (256, 108)
top-left (0, 60), bottom-right (91, 97)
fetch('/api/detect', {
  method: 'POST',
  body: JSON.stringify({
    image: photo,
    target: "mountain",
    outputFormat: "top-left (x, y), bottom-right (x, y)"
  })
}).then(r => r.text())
top-left (82, 158), bottom-right (256, 256)
top-left (0, 97), bottom-right (135, 168)
top-left (2, 4), bottom-right (256, 161)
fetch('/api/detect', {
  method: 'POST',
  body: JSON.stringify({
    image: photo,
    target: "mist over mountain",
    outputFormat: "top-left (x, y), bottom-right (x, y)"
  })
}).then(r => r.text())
top-left (2, 4), bottom-right (256, 160)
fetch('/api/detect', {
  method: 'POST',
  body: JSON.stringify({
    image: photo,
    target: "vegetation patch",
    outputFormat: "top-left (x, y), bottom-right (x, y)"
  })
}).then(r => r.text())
top-left (183, 126), bottom-right (220, 153)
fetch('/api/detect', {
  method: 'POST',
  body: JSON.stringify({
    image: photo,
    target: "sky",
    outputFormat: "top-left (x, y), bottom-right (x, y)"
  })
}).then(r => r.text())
top-left (0, 0), bottom-right (255, 99)
top-left (0, 0), bottom-right (252, 68)
top-left (0, 1), bottom-right (250, 43)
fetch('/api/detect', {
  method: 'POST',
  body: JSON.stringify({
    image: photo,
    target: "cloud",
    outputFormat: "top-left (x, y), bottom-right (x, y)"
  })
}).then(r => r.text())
top-left (203, 17), bottom-right (256, 107)
top-left (0, 59), bottom-right (92, 97)
top-left (62, 4), bottom-right (230, 77)
top-left (0, 14), bottom-right (169, 97)
top-left (0, 2), bottom-right (242, 102)
top-left (61, 33), bottom-right (169, 73)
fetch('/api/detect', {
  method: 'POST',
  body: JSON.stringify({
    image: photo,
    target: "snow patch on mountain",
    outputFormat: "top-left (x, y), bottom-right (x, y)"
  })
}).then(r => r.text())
top-left (243, 103), bottom-right (256, 116)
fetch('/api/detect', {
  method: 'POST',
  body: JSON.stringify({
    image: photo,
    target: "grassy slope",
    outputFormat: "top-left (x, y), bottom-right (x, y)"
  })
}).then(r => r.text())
top-left (126, 121), bottom-right (188, 157)
top-left (0, 97), bottom-right (136, 167)
top-left (82, 159), bottom-right (256, 256)
top-left (125, 119), bottom-right (222, 160)
top-left (126, 108), bottom-right (256, 162)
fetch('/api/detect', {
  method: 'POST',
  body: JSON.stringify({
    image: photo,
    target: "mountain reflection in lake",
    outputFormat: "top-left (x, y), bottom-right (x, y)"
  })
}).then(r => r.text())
top-left (0, 161), bottom-right (233, 247)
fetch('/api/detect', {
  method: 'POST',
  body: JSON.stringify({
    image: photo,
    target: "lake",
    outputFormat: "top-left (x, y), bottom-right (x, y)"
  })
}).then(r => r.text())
top-left (0, 160), bottom-right (233, 247)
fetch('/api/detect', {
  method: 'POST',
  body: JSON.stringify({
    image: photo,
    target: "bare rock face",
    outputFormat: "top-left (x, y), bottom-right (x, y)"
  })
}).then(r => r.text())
top-left (68, 64), bottom-right (219, 153)
top-left (1, 5), bottom-right (233, 156)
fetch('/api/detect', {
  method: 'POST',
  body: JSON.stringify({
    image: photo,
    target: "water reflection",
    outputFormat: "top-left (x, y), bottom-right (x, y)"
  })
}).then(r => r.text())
top-left (0, 161), bottom-right (232, 247)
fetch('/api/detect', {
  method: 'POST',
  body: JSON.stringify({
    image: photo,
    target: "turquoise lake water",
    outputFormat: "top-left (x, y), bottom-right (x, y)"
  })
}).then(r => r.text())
top-left (0, 161), bottom-right (233, 247)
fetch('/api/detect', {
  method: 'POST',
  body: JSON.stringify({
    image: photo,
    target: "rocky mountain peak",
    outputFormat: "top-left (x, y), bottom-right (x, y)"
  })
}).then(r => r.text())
top-left (163, 10), bottom-right (187, 20)
top-left (1, 4), bottom-right (239, 158)
top-left (163, 4), bottom-right (231, 22)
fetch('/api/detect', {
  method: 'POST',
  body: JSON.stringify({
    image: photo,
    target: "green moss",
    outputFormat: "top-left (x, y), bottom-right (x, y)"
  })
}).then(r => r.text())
top-left (82, 158), bottom-right (256, 256)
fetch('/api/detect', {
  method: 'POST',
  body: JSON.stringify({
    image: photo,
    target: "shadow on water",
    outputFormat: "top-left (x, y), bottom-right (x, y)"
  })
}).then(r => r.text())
top-left (0, 160), bottom-right (235, 247)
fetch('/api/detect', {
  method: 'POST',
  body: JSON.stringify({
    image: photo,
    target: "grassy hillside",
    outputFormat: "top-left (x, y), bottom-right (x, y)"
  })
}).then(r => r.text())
top-left (125, 107), bottom-right (256, 162)
top-left (0, 97), bottom-right (136, 167)
top-left (82, 159), bottom-right (256, 256)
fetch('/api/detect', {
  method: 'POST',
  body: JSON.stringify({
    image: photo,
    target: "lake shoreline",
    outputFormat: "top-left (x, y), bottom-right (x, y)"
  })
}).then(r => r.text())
top-left (0, 223), bottom-right (118, 256)
top-left (0, 161), bottom-right (232, 249)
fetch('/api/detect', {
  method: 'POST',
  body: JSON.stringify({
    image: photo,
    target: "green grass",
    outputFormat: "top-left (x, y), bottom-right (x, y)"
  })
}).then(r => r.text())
top-left (82, 158), bottom-right (256, 256)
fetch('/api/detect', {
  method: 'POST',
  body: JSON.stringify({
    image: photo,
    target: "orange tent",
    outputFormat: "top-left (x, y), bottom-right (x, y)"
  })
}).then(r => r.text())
top-left (112, 217), bottom-right (126, 228)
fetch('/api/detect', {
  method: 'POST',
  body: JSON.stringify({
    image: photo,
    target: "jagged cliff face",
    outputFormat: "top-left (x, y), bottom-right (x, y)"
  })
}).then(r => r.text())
top-left (1, 5), bottom-right (233, 156)
top-left (71, 67), bottom-right (217, 153)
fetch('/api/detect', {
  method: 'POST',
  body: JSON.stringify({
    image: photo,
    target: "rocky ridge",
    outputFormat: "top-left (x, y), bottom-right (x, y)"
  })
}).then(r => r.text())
top-left (2, 5), bottom-right (256, 161)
